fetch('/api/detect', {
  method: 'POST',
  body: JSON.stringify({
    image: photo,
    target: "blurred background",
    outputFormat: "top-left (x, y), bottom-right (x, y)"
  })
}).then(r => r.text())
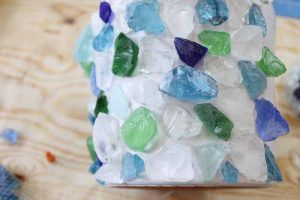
top-left (0, 0), bottom-right (299, 199)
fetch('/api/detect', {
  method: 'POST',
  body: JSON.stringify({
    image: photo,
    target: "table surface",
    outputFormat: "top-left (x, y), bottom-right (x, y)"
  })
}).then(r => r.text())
top-left (0, 1), bottom-right (300, 200)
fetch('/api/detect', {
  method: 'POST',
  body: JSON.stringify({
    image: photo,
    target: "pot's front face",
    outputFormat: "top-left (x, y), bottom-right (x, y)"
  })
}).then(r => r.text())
top-left (75, 0), bottom-right (287, 187)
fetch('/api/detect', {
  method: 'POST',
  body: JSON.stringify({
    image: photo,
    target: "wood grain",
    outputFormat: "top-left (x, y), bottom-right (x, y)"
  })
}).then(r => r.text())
top-left (0, 1), bottom-right (299, 199)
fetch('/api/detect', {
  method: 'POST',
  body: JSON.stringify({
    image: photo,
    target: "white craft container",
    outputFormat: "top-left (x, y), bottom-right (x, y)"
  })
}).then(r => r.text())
top-left (76, 0), bottom-right (284, 187)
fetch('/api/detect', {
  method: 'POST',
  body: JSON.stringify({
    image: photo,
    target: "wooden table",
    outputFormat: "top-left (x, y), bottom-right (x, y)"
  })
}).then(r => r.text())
top-left (0, 1), bottom-right (299, 199)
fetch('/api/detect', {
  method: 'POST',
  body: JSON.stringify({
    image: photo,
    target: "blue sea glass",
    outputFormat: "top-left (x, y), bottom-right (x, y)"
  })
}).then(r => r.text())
top-left (93, 25), bottom-right (114, 52)
top-left (160, 66), bottom-right (218, 102)
top-left (90, 64), bottom-right (100, 96)
top-left (249, 4), bottom-right (267, 37)
top-left (88, 114), bottom-right (96, 125)
top-left (264, 144), bottom-right (283, 182)
top-left (196, 0), bottom-right (229, 26)
top-left (221, 161), bottom-right (239, 184)
top-left (74, 25), bottom-right (94, 77)
top-left (255, 98), bottom-right (289, 141)
top-left (89, 159), bottom-right (103, 174)
top-left (174, 37), bottom-right (208, 67)
top-left (126, 0), bottom-right (165, 34)
top-left (121, 153), bottom-right (145, 182)
top-left (238, 60), bottom-right (267, 100)
top-left (99, 1), bottom-right (112, 23)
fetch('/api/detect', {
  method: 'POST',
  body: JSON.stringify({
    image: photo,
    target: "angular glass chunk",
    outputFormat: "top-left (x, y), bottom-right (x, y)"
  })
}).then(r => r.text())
top-left (108, 84), bottom-right (130, 119)
top-left (99, 1), bottom-right (112, 23)
top-left (194, 103), bottom-right (233, 141)
top-left (221, 161), bottom-right (239, 184)
top-left (126, 0), bottom-right (165, 34)
top-left (1, 129), bottom-right (19, 144)
top-left (145, 143), bottom-right (194, 182)
top-left (204, 56), bottom-right (242, 87)
top-left (140, 37), bottom-right (174, 74)
top-left (88, 113), bottom-right (96, 125)
top-left (123, 76), bottom-right (165, 112)
top-left (264, 144), bottom-right (283, 182)
top-left (94, 162), bottom-right (123, 185)
top-left (232, 26), bottom-right (263, 60)
top-left (89, 159), bottom-right (103, 174)
top-left (258, 47), bottom-right (287, 77)
top-left (249, 4), bottom-right (267, 37)
top-left (195, 143), bottom-right (229, 181)
top-left (255, 98), bottom-right (289, 141)
top-left (86, 136), bottom-right (97, 161)
top-left (93, 114), bottom-right (122, 163)
top-left (90, 64), bottom-right (100, 96)
top-left (213, 87), bottom-right (255, 131)
top-left (198, 30), bottom-right (231, 56)
top-left (121, 107), bottom-right (157, 152)
top-left (238, 60), bottom-right (267, 100)
top-left (163, 104), bottom-right (202, 139)
top-left (163, 0), bottom-right (194, 38)
top-left (227, 0), bottom-right (250, 29)
top-left (160, 66), bottom-right (218, 102)
top-left (196, 0), bottom-right (229, 26)
top-left (229, 132), bottom-right (267, 182)
top-left (94, 91), bottom-right (109, 117)
top-left (74, 25), bottom-right (94, 77)
top-left (174, 37), bottom-right (208, 67)
top-left (121, 153), bottom-right (145, 182)
top-left (112, 33), bottom-right (139, 77)
top-left (93, 25), bottom-right (114, 52)
top-left (94, 52), bottom-right (114, 90)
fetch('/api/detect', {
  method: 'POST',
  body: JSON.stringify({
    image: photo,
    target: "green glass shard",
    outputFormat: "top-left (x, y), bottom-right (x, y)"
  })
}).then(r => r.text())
top-left (198, 30), bottom-right (231, 56)
top-left (86, 136), bottom-right (97, 161)
top-left (257, 47), bottom-right (287, 77)
top-left (112, 33), bottom-right (139, 77)
top-left (121, 107), bottom-right (157, 152)
top-left (94, 91), bottom-right (109, 117)
top-left (194, 103), bottom-right (233, 141)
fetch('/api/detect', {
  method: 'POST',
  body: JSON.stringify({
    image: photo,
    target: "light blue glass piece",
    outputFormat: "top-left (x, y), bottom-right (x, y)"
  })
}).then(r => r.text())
top-left (1, 129), bottom-right (19, 144)
top-left (74, 25), bottom-right (94, 76)
top-left (89, 159), bottom-right (103, 174)
top-left (88, 114), bottom-right (96, 125)
top-left (221, 161), bottom-right (239, 184)
top-left (249, 4), bottom-right (267, 37)
top-left (108, 84), bottom-right (130, 119)
top-left (160, 65), bottom-right (218, 102)
top-left (126, 0), bottom-right (165, 34)
top-left (196, 0), bottom-right (229, 26)
top-left (90, 64), bottom-right (100, 96)
top-left (264, 144), bottom-right (283, 182)
top-left (195, 143), bottom-right (229, 181)
top-left (93, 25), bottom-right (114, 52)
top-left (96, 180), bottom-right (106, 186)
top-left (121, 153), bottom-right (145, 182)
top-left (238, 60), bottom-right (267, 100)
